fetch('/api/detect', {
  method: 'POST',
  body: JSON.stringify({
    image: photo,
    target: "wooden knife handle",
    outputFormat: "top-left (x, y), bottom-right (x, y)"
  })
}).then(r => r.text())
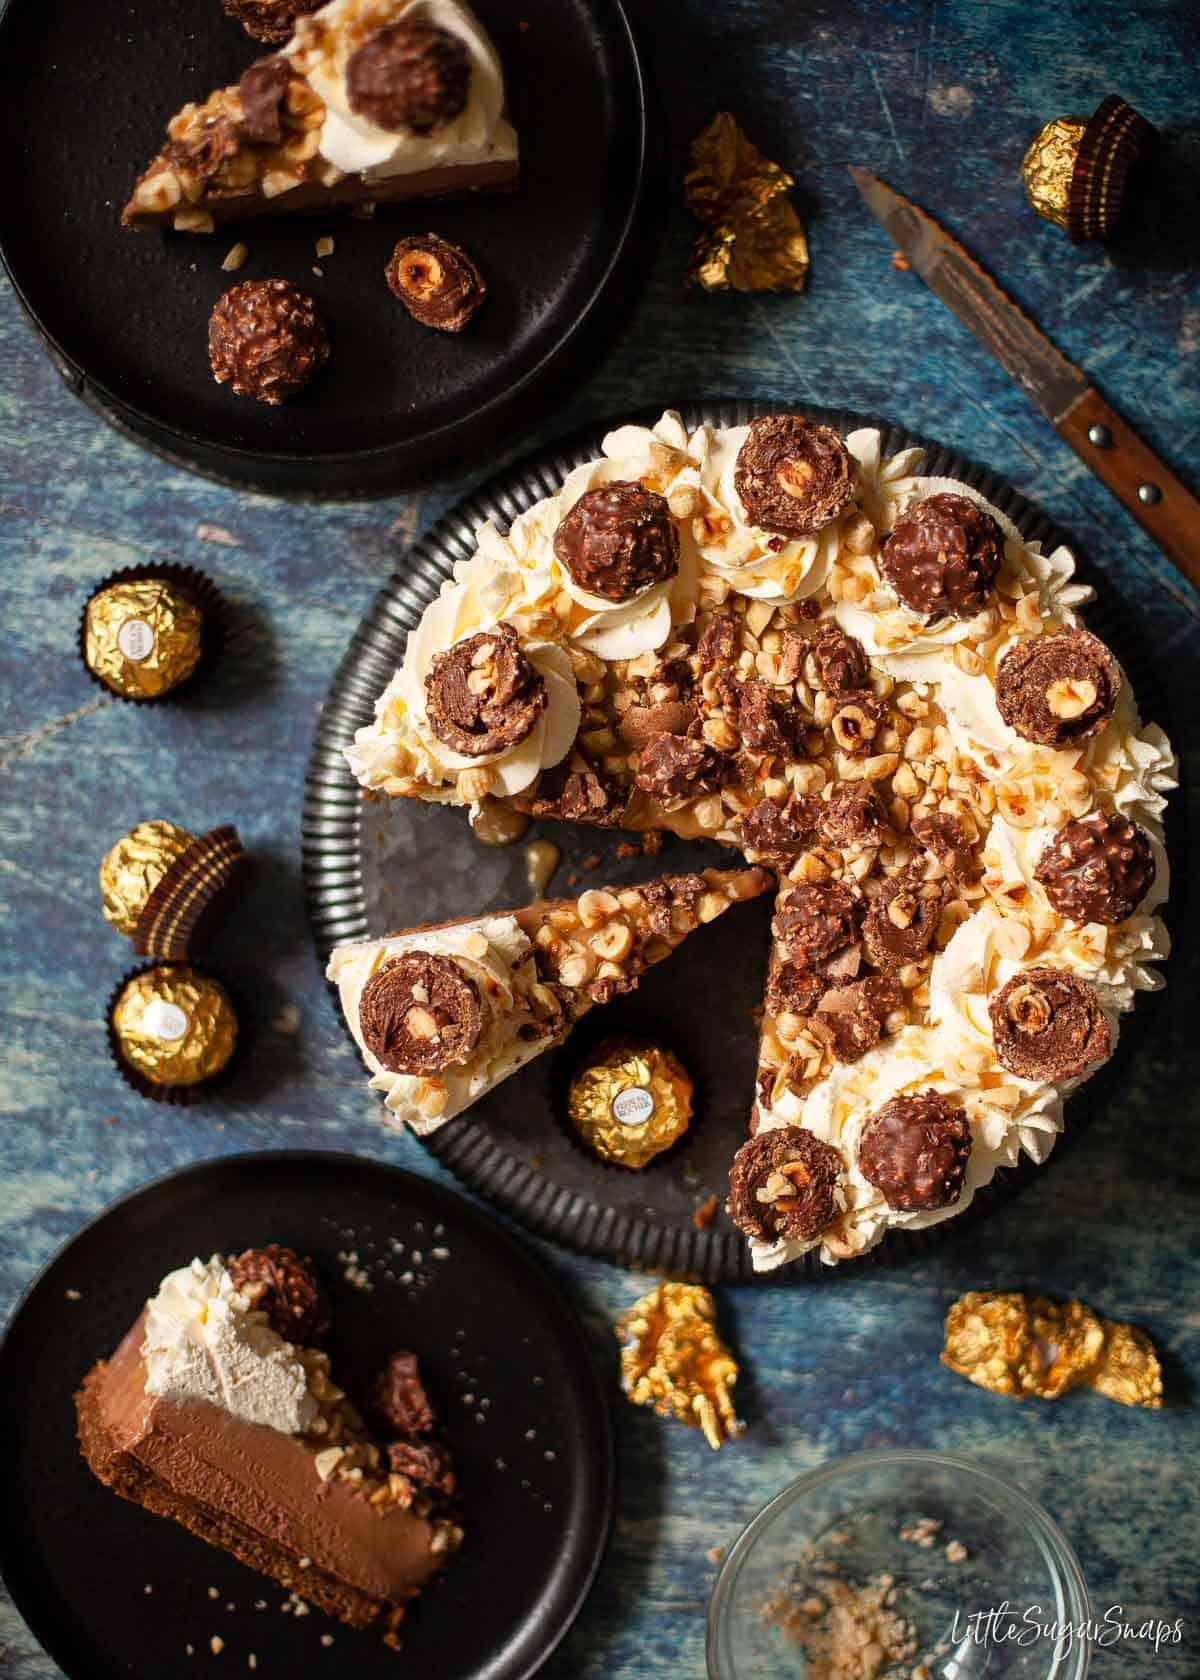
top-left (1057, 387), bottom-right (1200, 592)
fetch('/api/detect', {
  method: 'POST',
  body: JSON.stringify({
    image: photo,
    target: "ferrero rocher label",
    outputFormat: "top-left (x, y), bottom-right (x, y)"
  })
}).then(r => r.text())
top-left (111, 965), bottom-right (237, 1087)
top-left (1020, 116), bottom-right (1088, 231)
top-left (615, 1281), bottom-right (744, 1450)
top-left (684, 111), bottom-right (809, 293)
top-left (567, 1037), bottom-right (692, 1167)
top-left (85, 579), bottom-right (204, 699)
top-left (942, 1291), bottom-right (1162, 1409)
top-left (100, 821), bottom-right (195, 935)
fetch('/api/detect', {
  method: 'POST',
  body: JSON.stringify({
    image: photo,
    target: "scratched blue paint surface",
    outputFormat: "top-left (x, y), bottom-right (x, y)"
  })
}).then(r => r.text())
top-left (2, 0), bottom-right (1199, 1675)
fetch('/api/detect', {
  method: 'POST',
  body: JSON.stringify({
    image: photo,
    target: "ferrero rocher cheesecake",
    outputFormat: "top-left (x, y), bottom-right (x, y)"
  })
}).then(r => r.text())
top-left (123, 0), bottom-right (518, 235)
top-left (345, 408), bottom-right (1175, 1271)
top-left (76, 1247), bottom-right (460, 1647)
top-left (327, 866), bottom-right (771, 1133)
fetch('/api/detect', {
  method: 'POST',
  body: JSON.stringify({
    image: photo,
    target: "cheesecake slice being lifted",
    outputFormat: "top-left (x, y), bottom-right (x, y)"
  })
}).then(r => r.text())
top-left (327, 866), bottom-right (771, 1133)
top-left (123, 0), bottom-right (518, 234)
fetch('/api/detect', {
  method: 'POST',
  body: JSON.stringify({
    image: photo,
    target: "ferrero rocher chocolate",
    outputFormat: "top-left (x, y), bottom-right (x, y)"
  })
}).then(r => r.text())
top-left (84, 577), bottom-right (205, 699)
top-left (100, 821), bottom-right (196, 935)
top-left (567, 1037), bottom-right (692, 1167)
top-left (110, 965), bottom-right (237, 1090)
top-left (942, 1290), bottom-right (1162, 1408)
top-left (684, 111), bottom-right (809, 293)
top-left (615, 1281), bottom-right (743, 1450)
top-left (1021, 96), bottom-right (1155, 242)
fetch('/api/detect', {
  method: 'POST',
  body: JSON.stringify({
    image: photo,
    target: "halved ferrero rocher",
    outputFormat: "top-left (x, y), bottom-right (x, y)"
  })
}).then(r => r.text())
top-left (732, 415), bottom-right (854, 538)
top-left (988, 966), bottom-right (1110, 1082)
top-left (386, 234), bottom-right (487, 332)
top-left (858, 1091), bottom-right (972, 1212)
top-left (994, 626), bottom-right (1121, 747)
top-left (347, 18), bottom-right (471, 134)
top-left (100, 821), bottom-right (246, 960)
top-left (879, 491), bottom-right (1003, 620)
top-left (358, 951), bottom-right (484, 1075)
top-left (227, 1244), bottom-right (330, 1344)
top-left (726, 1125), bottom-right (842, 1243)
top-left (861, 874), bottom-right (944, 972)
top-left (108, 963), bottom-right (239, 1102)
top-left (424, 625), bottom-right (547, 757)
top-left (553, 482), bottom-right (680, 603)
top-left (1034, 809), bottom-right (1156, 926)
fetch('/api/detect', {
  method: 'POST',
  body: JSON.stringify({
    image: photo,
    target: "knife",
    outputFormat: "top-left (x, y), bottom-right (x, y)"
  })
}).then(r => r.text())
top-left (848, 165), bottom-right (1200, 591)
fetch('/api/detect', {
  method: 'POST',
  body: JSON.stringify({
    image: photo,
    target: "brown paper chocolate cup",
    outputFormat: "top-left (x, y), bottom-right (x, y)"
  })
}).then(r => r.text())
top-left (1068, 95), bottom-right (1156, 243)
top-left (79, 562), bottom-right (229, 704)
top-left (106, 962), bottom-right (241, 1107)
top-left (132, 825), bottom-right (248, 961)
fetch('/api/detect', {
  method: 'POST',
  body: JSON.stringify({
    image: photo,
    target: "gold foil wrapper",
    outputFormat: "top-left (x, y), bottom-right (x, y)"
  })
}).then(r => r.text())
top-left (684, 111), bottom-right (809, 293)
top-left (567, 1037), bottom-right (692, 1167)
top-left (85, 578), bottom-right (204, 699)
top-left (942, 1291), bottom-right (1162, 1408)
top-left (615, 1282), bottom-right (743, 1449)
top-left (100, 821), bottom-right (196, 935)
top-left (111, 965), bottom-right (237, 1087)
top-left (1021, 116), bottom-right (1087, 231)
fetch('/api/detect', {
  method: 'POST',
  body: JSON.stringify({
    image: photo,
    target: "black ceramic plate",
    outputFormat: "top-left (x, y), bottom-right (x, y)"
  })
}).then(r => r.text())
top-left (0, 1151), bottom-right (614, 1680)
top-left (0, 0), bottom-right (650, 494)
top-left (302, 399), bottom-right (1173, 1281)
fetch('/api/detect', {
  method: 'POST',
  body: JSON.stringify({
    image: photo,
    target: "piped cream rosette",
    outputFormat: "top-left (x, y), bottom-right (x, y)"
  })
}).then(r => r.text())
top-left (288, 0), bottom-right (519, 185)
top-left (749, 899), bottom-right (1153, 1273)
top-left (327, 915), bottom-right (544, 1133)
top-left (835, 469), bottom-right (1095, 682)
top-left (344, 560), bottom-right (582, 803)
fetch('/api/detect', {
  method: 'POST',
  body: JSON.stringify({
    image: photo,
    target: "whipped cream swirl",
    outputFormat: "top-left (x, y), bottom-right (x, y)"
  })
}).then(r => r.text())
top-left (143, 1256), bottom-right (317, 1433)
top-left (289, 0), bottom-right (518, 182)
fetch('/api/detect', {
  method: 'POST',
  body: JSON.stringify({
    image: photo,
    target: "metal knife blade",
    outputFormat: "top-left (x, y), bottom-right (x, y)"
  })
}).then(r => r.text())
top-left (848, 166), bottom-right (1088, 423)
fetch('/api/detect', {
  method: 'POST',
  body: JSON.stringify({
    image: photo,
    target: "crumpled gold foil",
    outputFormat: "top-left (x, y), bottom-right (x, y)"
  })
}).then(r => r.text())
top-left (684, 111), bottom-right (809, 293)
top-left (85, 579), bottom-right (204, 699)
top-left (615, 1281), bottom-right (744, 1449)
top-left (567, 1037), bottom-right (692, 1167)
top-left (100, 821), bottom-right (195, 935)
top-left (111, 965), bottom-right (237, 1087)
top-left (1020, 116), bottom-right (1087, 231)
top-left (942, 1291), bottom-right (1162, 1408)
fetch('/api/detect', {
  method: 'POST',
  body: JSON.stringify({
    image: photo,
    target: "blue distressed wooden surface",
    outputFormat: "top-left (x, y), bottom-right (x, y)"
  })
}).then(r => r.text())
top-left (2, 0), bottom-right (1199, 1675)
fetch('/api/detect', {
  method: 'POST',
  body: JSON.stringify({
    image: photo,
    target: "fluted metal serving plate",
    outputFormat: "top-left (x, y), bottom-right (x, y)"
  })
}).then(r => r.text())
top-left (303, 400), bottom-right (1172, 1281)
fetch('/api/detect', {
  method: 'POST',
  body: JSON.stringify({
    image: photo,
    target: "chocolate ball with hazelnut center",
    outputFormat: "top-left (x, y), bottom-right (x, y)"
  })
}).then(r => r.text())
top-left (227, 1245), bottom-right (330, 1345)
top-left (346, 18), bottom-right (471, 134)
top-left (879, 492), bottom-right (1003, 620)
top-left (995, 626), bottom-right (1120, 747)
top-left (988, 966), bottom-right (1110, 1082)
top-left (386, 234), bottom-right (487, 332)
top-left (208, 280), bottom-right (329, 405)
top-left (424, 625), bottom-right (547, 758)
top-left (858, 1091), bottom-right (971, 1211)
top-left (1035, 809), bottom-right (1156, 925)
top-left (223, 0), bottom-right (322, 45)
top-left (726, 1125), bottom-right (842, 1242)
top-left (733, 415), bottom-right (854, 538)
top-left (553, 482), bottom-right (679, 603)
top-left (358, 951), bottom-right (483, 1075)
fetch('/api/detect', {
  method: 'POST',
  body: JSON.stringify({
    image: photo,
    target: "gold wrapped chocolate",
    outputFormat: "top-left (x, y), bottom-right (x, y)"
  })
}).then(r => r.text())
top-left (684, 111), bottom-right (809, 293)
top-left (1021, 96), bottom-right (1155, 242)
top-left (615, 1281), bottom-right (743, 1450)
top-left (567, 1037), bottom-right (691, 1167)
top-left (84, 577), bottom-right (204, 699)
top-left (100, 821), bottom-right (196, 935)
top-left (942, 1291), bottom-right (1162, 1408)
top-left (110, 964), bottom-right (237, 1089)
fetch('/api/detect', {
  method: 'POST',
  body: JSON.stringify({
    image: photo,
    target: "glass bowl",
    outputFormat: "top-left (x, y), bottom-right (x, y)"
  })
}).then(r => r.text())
top-left (707, 1449), bottom-right (1090, 1679)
